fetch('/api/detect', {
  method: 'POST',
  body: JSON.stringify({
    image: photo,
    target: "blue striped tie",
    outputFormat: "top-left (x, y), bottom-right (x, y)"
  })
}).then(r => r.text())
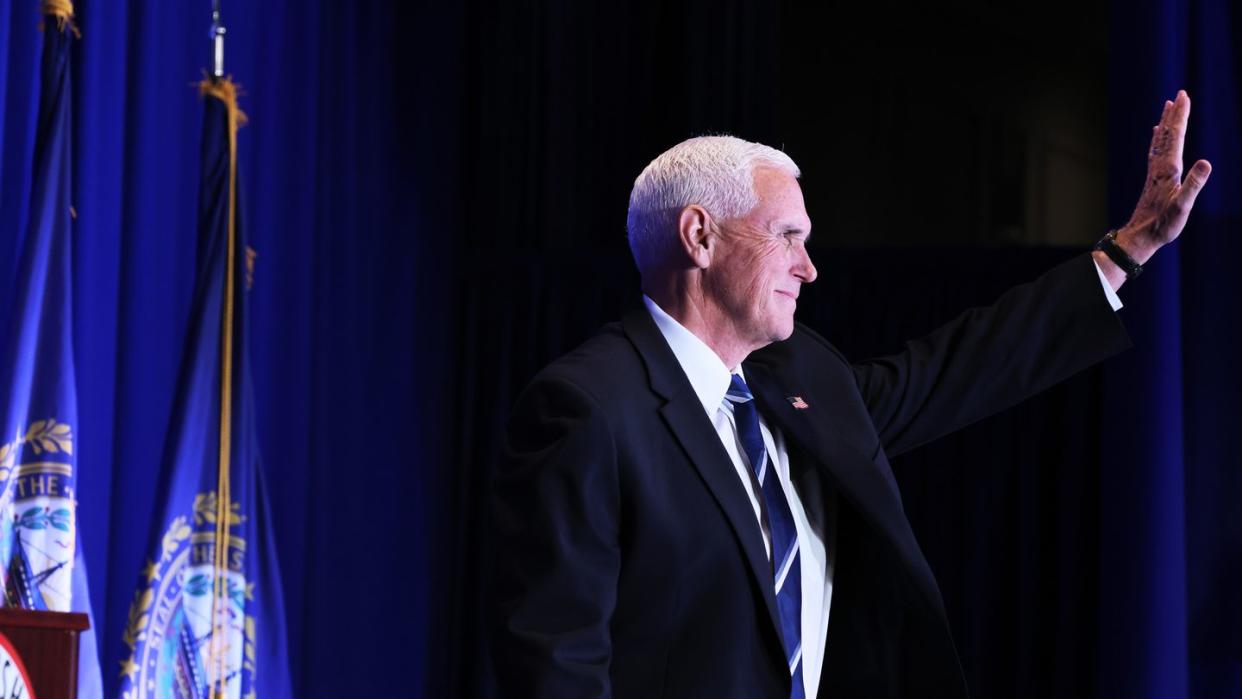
top-left (725, 374), bottom-right (804, 699)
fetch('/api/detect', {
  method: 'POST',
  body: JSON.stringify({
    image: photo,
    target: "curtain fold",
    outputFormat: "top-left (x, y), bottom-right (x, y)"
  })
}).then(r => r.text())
top-left (1102, 0), bottom-right (1242, 696)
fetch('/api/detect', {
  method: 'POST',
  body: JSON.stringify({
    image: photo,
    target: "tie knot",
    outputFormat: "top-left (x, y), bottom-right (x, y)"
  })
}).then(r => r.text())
top-left (725, 374), bottom-right (754, 404)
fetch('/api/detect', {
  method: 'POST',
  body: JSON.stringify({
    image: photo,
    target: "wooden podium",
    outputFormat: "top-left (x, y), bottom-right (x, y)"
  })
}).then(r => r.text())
top-left (0, 609), bottom-right (89, 699)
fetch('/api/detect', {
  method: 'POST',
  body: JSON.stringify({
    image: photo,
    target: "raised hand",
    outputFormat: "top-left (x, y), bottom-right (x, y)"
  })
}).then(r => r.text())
top-left (1119, 90), bottom-right (1212, 261)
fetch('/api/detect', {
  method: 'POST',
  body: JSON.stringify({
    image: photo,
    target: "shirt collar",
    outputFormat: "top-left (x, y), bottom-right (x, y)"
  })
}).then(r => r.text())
top-left (642, 295), bottom-right (745, 417)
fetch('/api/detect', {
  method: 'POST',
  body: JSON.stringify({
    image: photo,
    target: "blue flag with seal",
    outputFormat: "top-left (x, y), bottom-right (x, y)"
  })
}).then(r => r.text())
top-left (117, 77), bottom-right (291, 699)
top-left (0, 3), bottom-right (104, 697)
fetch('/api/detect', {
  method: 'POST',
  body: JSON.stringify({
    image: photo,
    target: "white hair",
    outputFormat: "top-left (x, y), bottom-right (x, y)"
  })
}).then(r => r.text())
top-left (626, 135), bottom-right (800, 274)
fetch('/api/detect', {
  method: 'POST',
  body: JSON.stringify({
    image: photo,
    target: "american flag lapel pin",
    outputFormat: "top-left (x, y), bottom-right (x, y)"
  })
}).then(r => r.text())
top-left (786, 395), bottom-right (810, 410)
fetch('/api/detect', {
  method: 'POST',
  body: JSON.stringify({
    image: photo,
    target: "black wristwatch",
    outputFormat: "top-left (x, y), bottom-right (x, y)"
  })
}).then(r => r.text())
top-left (1094, 230), bottom-right (1143, 280)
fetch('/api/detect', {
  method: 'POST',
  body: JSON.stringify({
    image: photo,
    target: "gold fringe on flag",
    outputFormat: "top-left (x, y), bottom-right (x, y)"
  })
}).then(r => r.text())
top-left (39, 0), bottom-right (80, 37)
top-left (198, 75), bottom-right (250, 129)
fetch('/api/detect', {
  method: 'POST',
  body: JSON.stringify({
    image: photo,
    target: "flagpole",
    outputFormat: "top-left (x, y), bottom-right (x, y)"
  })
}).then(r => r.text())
top-left (207, 4), bottom-right (233, 695)
top-left (210, 0), bottom-right (225, 77)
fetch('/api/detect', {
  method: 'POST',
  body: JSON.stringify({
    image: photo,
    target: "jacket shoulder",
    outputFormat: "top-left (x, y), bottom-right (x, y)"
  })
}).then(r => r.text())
top-left (520, 321), bottom-right (650, 408)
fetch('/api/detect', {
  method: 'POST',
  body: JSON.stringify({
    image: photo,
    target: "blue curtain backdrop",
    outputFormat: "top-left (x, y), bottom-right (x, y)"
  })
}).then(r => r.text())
top-left (1, 1), bottom-right (458, 696)
top-left (1102, 0), bottom-right (1242, 696)
top-left (1, 0), bottom-right (1239, 696)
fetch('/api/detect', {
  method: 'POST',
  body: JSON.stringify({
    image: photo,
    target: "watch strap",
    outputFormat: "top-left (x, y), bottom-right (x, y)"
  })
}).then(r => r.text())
top-left (1094, 230), bottom-right (1143, 280)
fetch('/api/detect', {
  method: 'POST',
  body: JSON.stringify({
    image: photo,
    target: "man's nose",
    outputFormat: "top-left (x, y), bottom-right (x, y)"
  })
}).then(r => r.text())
top-left (795, 246), bottom-right (817, 284)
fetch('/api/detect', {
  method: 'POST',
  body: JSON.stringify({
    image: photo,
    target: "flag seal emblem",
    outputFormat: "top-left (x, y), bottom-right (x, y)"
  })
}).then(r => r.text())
top-left (0, 419), bottom-right (77, 612)
top-left (119, 491), bottom-right (255, 698)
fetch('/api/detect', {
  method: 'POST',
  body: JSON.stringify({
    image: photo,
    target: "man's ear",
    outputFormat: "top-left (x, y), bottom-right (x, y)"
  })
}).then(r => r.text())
top-left (677, 205), bottom-right (713, 269)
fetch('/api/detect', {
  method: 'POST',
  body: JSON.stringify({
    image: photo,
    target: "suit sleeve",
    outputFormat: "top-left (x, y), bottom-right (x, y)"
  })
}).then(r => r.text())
top-left (491, 374), bottom-right (620, 698)
top-left (851, 253), bottom-right (1132, 457)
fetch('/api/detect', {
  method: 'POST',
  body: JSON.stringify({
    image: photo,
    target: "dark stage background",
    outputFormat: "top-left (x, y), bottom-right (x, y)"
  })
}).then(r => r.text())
top-left (0, 0), bottom-right (1239, 697)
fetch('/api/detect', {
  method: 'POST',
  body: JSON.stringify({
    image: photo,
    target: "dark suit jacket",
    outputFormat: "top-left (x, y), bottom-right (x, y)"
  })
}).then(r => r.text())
top-left (491, 254), bottom-right (1131, 698)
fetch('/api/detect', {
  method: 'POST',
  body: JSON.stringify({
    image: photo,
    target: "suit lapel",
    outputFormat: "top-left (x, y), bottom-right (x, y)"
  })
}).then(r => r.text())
top-left (621, 309), bottom-right (782, 637)
top-left (744, 360), bottom-right (945, 612)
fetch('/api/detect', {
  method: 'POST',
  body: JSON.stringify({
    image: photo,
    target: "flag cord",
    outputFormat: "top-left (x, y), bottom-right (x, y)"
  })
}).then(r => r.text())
top-left (210, 78), bottom-right (240, 699)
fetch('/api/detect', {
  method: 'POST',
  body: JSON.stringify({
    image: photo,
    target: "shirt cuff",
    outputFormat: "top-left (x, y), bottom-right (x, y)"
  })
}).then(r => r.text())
top-left (1093, 258), bottom-right (1124, 311)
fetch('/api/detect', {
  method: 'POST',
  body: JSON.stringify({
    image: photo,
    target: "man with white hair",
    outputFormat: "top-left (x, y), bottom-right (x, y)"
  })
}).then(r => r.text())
top-left (491, 92), bottom-right (1210, 697)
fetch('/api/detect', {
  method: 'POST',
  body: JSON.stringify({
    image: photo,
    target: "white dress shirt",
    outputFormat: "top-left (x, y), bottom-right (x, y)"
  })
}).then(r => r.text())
top-left (640, 263), bottom-right (1119, 697)
top-left (643, 296), bottom-right (834, 698)
top-left (1095, 260), bottom-right (1125, 311)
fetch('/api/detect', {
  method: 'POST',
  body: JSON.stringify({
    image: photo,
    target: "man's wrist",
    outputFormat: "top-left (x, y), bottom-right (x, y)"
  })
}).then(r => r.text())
top-left (1113, 223), bottom-right (1162, 266)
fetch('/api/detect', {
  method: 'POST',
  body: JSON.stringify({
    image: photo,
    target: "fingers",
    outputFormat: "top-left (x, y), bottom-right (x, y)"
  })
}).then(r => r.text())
top-left (1148, 100), bottom-right (1172, 160)
top-left (1175, 160), bottom-right (1212, 213)
top-left (1171, 90), bottom-right (1189, 169)
top-left (1148, 90), bottom-right (1190, 178)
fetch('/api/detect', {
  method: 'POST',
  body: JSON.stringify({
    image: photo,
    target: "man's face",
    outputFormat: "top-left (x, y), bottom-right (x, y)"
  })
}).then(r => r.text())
top-left (703, 166), bottom-right (817, 349)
